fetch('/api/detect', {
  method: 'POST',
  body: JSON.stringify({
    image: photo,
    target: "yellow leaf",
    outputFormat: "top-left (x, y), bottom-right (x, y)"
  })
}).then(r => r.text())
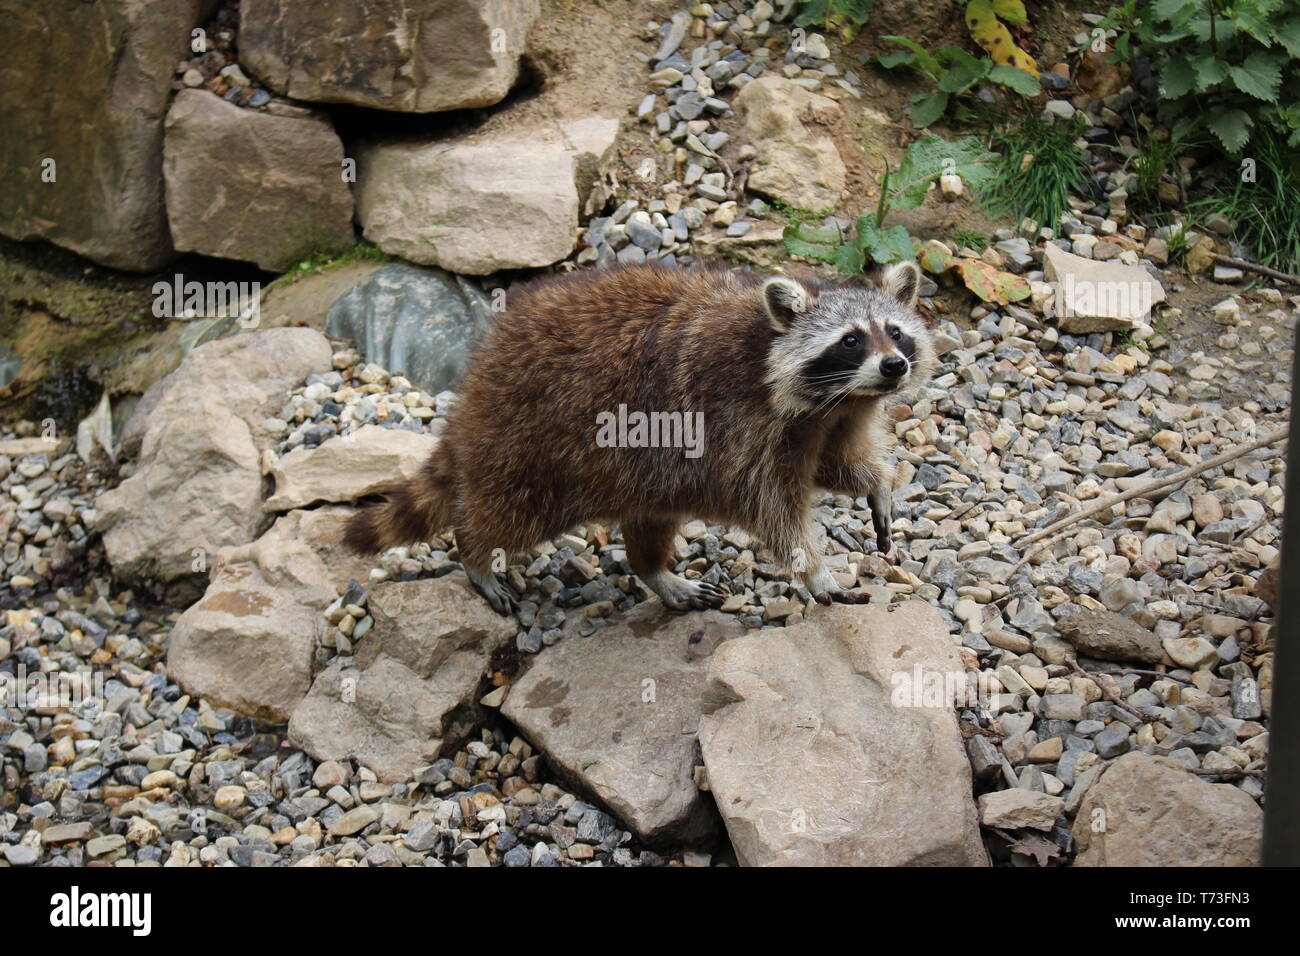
top-left (992, 0), bottom-right (1029, 27)
top-left (966, 0), bottom-right (1038, 78)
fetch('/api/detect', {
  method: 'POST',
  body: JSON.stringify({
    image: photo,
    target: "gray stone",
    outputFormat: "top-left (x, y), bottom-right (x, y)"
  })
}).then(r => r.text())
top-left (1057, 608), bottom-right (1167, 664)
top-left (163, 90), bottom-right (354, 271)
top-left (326, 264), bottom-right (491, 395)
top-left (1073, 753), bottom-right (1262, 866)
top-left (240, 0), bottom-right (540, 113)
top-left (698, 601), bottom-right (987, 866)
top-left (503, 600), bottom-right (739, 845)
top-left (0, 0), bottom-right (217, 270)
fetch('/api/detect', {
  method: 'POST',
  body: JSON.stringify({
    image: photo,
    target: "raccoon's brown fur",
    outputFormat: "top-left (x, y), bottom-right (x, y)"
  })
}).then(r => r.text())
top-left (345, 262), bottom-right (937, 613)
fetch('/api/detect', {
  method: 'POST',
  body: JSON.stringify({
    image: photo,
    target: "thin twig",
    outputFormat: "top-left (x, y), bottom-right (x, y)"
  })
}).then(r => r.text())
top-left (1068, 661), bottom-right (1155, 724)
top-left (1210, 253), bottom-right (1300, 287)
top-left (1077, 664), bottom-right (1194, 685)
top-left (1007, 426), bottom-right (1289, 578)
top-left (1191, 768), bottom-right (1265, 780)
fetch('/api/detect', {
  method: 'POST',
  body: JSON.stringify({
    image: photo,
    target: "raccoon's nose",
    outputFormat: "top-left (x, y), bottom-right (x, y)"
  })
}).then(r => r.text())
top-left (880, 355), bottom-right (908, 378)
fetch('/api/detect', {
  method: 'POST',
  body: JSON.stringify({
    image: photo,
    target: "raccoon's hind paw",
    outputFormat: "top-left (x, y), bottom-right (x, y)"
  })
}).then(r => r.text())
top-left (813, 588), bottom-right (872, 606)
top-left (467, 568), bottom-right (518, 616)
top-left (645, 571), bottom-right (729, 611)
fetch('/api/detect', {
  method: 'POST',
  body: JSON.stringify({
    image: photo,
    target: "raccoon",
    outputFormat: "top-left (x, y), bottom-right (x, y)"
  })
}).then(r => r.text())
top-left (344, 262), bottom-right (937, 614)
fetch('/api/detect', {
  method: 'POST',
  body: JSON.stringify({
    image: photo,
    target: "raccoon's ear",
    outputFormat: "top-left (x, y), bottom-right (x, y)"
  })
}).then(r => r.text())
top-left (762, 277), bottom-right (812, 331)
top-left (881, 261), bottom-right (921, 306)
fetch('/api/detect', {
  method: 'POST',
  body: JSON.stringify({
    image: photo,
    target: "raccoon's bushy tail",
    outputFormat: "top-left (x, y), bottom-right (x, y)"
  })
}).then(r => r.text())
top-left (343, 455), bottom-right (455, 554)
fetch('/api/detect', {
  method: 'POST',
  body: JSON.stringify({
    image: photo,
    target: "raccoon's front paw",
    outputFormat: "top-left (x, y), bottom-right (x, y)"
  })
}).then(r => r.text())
top-left (813, 588), bottom-right (872, 606)
top-left (647, 571), bottom-right (729, 611)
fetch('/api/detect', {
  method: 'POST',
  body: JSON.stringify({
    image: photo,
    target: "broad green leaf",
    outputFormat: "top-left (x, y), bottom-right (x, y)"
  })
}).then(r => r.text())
top-left (890, 135), bottom-right (998, 210)
top-left (1233, 2), bottom-right (1278, 46)
top-left (908, 91), bottom-right (950, 128)
top-left (988, 64), bottom-right (1041, 95)
top-left (1276, 16), bottom-right (1300, 58)
top-left (877, 50), bottom-right (917, 69)
top-left (857, 222), bottom-right (916, 264)
top-left (782, 223), bottom-right (840, 263)
top-left (1228, 51), bottom-right (1282, 102)
top-left (1151, 0), bottom-right (1197, 23)
top-left (1159, 56), bottom-right (1196, 98)
top-left (1188, 54), bottom-right (1229, 91)
top-left (938, 52), bottom-right (991, 93)
top-left (1206, 108), bottom-right (1254, 153)
top-left (793, 0), bottom-right (830, 27)
top-left (833, 241), bottom-right (867, 275)
top-left (882, 35), bottom-right (942, 79)
top-left (1189, 15), bottom-right (1238, 45)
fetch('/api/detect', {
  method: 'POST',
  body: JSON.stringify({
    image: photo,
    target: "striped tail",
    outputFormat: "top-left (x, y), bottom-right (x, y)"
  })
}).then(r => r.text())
top-left (343, 455), bottom-right (455, 553)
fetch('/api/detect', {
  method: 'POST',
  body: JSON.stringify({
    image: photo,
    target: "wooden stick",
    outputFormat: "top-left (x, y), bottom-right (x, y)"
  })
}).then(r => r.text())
top-left (1068, 661), bottom-right (1155, 724)
top-left (1191, 767), bottom-right (1265, 780)
top-left (1007, 426), bottom-right (1289, 578)
top-left (1077, 664), bottom-right (1194, 685)
top-left (1209, 253), bottom-right (1300, 287)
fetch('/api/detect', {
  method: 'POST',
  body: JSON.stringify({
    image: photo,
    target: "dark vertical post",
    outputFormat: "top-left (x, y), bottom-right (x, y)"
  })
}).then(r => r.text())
top-left (1262, 345), bottom-right (1299, 864)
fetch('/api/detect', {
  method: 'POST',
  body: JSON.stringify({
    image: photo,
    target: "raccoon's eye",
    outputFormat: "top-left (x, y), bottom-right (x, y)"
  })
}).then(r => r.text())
top-left (840, 333), bottom-right (860, 349)
top-left (887, 325), bottom-right (903, 342)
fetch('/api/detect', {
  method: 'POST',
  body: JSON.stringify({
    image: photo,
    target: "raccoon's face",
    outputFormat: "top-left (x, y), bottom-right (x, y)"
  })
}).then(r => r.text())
top-left (762, 262), bottom-right (937, 416)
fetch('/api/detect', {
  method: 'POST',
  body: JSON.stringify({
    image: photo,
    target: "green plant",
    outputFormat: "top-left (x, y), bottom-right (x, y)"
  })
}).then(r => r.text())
top-left (1196, 127), bottom-right (1300, 270)
top-left (784, 134), bottom-right (999, 271)
top-left (770, 199), bottom-right (835, 227)
top-left (1100, 0), bottom-right (1300, 153)
top-left (282, 241), bottom-right (392, 283)
top-left (951, 228), bottom-right (990, 251)
top-left (878, 36), bottom-right (1040, 127)
top-left (1130, 125), bottom-right (1184, 207)
top-left (791, 0), bottom-right (877, 39)
top-left (982, 112), bottom-right (1091, 233)
top-left (1164, 221), bottom-right (1193, 263)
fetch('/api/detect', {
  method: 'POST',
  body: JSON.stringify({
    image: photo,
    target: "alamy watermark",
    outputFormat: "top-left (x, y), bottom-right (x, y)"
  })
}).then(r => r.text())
top-left (0, 665), bottom-right (107, 711)
top-left (1054, 274), bottom-right (1158, 320)
top-left (152, 273), bottom-right (260, 328)
top-left (595, 404), bottom-right (704, 459)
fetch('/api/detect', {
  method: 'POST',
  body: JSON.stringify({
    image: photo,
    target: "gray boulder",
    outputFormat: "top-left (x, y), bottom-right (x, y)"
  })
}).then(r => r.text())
top-left (0, 0), bottom-right (217, 271)
top-left (325, 264), bottom-right (491, 394)
top-left (163, 91), bottom-right (354, 272)
top-left (239, 0), bottom-right (540, 113)
top-left (698, 601), bottom-right (988, 866)
top-left (1073, 752), bottom-right (1261, 866)
top-left (288, 576), bottom-right (516, 782)
top-left (502, 601), bottom-right (743, 845)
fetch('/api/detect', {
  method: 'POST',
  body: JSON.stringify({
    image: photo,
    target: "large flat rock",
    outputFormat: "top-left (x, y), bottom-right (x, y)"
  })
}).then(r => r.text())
top-left (163, 90), bottom-right (354, 271)
top-left (502, 602), bottom-right (743, 845)
top-left (355, 116), bottom-right (619, 274)
top-left (265, 424), bottom-right (438, 512)
top-left (698, 601), bottom-right (988, 866)
top-left (1072, 752), bottom-right (1262, 866)
top-left (1043, 243), bottom-right (1166, 332)
top-left (239, 0), bottom-right (540, 113)
top-left (0, 0), bottom-right (216, 271)
top-left (288, 576), bottom-right (516, 782)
